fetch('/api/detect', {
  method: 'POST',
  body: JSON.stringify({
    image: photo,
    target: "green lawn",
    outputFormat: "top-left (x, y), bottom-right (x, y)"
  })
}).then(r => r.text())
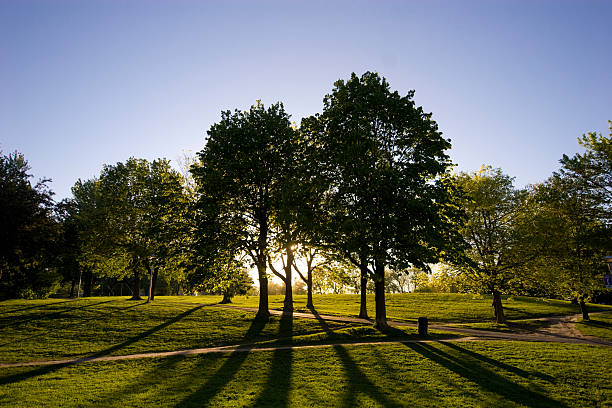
top-left (0, 341), bottom-right (609, 407)
top-left (164, 293), bottom-right (612, 323)
top-left (576, 312), bottom-right (612, 341)
top-left (1, 296), bottom-right (611, 407)
top-left (0, 297), bottom-right (364, 364)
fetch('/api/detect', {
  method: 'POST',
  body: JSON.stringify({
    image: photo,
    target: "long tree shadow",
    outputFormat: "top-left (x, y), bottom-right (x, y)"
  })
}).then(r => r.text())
top-left (404, 342), bottom-right (568, 407)
top-left (175, 316), bottom-right (268, 407)
top-left (249, 311), bottom-right (293, 407)
top-left (309, 307), bottom-right (402, 407)
top-left (0, 304), bottom-right (207, 386)
top-left (0, 299), bottom-right (115, 329)
top-left (0, 299), bottom-right (77, 316)
top-left (0, 300), bottom-right (147, 348)
top-left (442, 342), bottom-right (555, 382)
top-left (83, 304), bottom-right (208, 360)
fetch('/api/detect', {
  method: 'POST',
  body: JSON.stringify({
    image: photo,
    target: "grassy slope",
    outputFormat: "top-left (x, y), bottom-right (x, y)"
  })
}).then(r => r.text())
top-left (166, 293), bottom-right (612, 323)
top-left (0, 297), bottom-right (364, 364)
top-left (0, 341), bottom-right (609, 407)
top-left (575, 312), bottom-right (612, 341)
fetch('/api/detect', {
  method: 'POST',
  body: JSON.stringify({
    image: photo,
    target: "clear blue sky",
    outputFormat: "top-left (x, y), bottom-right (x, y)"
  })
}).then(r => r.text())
top-left (1, 0), bottom-right (610, 201)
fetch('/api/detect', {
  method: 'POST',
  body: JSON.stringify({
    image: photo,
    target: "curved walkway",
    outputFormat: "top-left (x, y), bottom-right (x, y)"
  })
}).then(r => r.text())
top-left (1, 306), bottom-right (609, 369)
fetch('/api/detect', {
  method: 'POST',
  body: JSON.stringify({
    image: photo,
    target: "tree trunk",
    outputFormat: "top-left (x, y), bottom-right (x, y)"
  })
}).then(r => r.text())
top-left (256, 214), bottom-right (270, 319)
top-left (359, 257), bottom-right (369, 319)
top-left (69, 276), bottom-right (76, 298)
top-left (146, 262), bottom-right (154, 303)
top-left (257, 259), bottom-right (270, 318)
top-left (220, 291), bottom-right (233, 304)
top-left (151, 269), bottom-right (158, 301)
top-left (282, 245), bottom-right (294, 315)
top-left (83, 270), bottom-right (93, 297)
top-left (306, 268), bottom-right (313, 309)
top-left (131, 269), bottom-right (142, 300)
top-left (77, 269), bottom-right (83, 298)
top-left (492, 289), bottom-right (506, 323)
top-left (374, 260), bottom-right (388, 330)
top-left (579, 297), bottom-right (590, 321)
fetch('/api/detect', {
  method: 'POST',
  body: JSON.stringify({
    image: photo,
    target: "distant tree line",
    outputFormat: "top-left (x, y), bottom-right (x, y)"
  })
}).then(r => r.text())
top-left (1, 72), bottom-right (610, 325)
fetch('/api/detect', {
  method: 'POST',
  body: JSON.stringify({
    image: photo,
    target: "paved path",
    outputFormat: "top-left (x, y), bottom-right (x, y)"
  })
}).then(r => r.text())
top-left (1, 305), bottom-right (609, 369)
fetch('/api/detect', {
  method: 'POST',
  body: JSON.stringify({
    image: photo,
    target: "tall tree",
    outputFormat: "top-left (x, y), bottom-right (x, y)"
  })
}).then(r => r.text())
top-left (192, 101), bottom-right (298, 318)
top-left (0, 151), bottom-right (60, 299)
top-left (72, 158), bottom-right (189, 301)
top-left (560, 121), bottom-right (612, 223)
top-left (526, 174), bottom-right (608, 320)
top-left (306, 72), bottom-right (462, 329)
top-left (452, 166), bottom-right (529, 323)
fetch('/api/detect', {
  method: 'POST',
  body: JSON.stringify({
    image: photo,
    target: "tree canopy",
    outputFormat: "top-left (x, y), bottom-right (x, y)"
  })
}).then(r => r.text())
top-left (303, 72), bottom-right (463, 329)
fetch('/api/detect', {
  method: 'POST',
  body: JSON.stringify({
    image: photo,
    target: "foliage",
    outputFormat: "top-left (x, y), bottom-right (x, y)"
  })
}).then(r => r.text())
top-left (0, 151), bottom-right (60, 299)
top-left (191, 101), bottom-right (298, 317)
top-left (71, 158), bottom-right (191, 299)
top-left (523, 174), bottom-right (609, 317)
top-left (451, 166), bottom-right (529, 322)
top-left (560, 120), bottom-right (612, 223)
top-left (304, 72), bottom-right (463, 328)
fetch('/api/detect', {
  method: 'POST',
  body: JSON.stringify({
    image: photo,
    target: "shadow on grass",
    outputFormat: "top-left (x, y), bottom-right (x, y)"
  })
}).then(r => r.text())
top-left (404, 342), bottom-right (567, 408)
top-left (442, 342), bottom-right (555, 382)
top-left (309, 307), bottom-right (402, 407)
top-left (176, 316), bottom-right (267, 407)
top-left (0, 304), bottom-right (207, 386)
top-left (0, 300), bottom-right (147, 348)
top-left (250, 312), bottom-right (293, 407)
top-left (0, 299), bottom-right (78, 316)
top-left (83, 304), bottom-right (208, 360)
top-left (0, 299), bottom-right (115, 329)
top-left (579, 319), bottom-right (612, 329)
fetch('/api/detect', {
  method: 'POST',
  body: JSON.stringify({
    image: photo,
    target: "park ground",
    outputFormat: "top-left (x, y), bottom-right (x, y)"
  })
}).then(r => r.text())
top-left (0, 294), bottom-right (611, 407)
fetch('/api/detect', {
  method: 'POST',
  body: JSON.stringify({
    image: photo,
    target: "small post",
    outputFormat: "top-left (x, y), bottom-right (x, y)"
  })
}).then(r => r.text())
top-left (418, 317), bottom-right (428, 336)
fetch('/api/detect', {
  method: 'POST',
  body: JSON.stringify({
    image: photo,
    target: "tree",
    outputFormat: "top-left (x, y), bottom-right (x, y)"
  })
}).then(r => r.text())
top-left (525, 173), bottom-right (609, 320)
top-left (560, 121), bottom-right (612, 223)
top-left (0, 151), bottom-right (60, 299)
top-left (72, 158), bottom-right (190, 301)
top-left (192, 101), bottom-right (298, 318)
top-left (305, 72), bottom-right (462, 329)
top-left (451, 166), bottom-right (529, 323)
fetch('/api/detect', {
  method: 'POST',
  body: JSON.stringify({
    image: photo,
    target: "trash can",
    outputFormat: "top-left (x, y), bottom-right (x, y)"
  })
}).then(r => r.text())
top-left (418, 317), bottom-right (428, 336)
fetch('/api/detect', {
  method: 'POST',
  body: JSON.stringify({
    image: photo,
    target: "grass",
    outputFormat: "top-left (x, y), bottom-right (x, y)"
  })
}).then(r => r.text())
top-left (575, 312), bottom-right (612, 341)
top-left (164, 293), bottom-right (612, 323)
top-left (448, 319), bottom-right (551, 333)
top-left (1, 296), bottom-right (611, 407)
top-left (0, 297), bottom-right (361, 364)
top-left (0, 341), bottom-right (609, 407)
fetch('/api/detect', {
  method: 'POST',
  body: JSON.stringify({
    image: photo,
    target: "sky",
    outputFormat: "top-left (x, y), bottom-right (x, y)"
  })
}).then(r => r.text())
top-left (1, 0), bottom-right (611, 201)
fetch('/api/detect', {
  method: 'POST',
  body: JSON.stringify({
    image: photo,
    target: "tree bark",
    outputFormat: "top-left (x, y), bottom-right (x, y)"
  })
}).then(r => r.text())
top-left (69, 276), bottom-right (76, 298)
top-left (359, 258), bottom-right (369, 319)
top-left (256, 214), bottom-right (270, 319)
top-left (374, 260), bottom-right (388, 330)
top-left (146, 261), bottom-right (154, 303)
top-left (220, 292), bottom-right (233, 304)
top-left (83, 270), bottom-right (93, 297)
top-left (306, 268), bottom-right (313, 309)
top-left (492, 289), bottom-right (506, 323)
top-left (151, 269), bottom-right (158, 301)
top-left (282, 244), bottom-right (294, 315)
top-left (131, 268), bottom-right (142, 300)
top-left (579, 297), bottom-right (590, 321)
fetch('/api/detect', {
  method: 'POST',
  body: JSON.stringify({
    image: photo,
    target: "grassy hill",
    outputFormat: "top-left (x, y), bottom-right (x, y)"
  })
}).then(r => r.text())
top-left (0, 295), bottom-right (610, 407)
top-left (169, 293), bottom-right (612, 322)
